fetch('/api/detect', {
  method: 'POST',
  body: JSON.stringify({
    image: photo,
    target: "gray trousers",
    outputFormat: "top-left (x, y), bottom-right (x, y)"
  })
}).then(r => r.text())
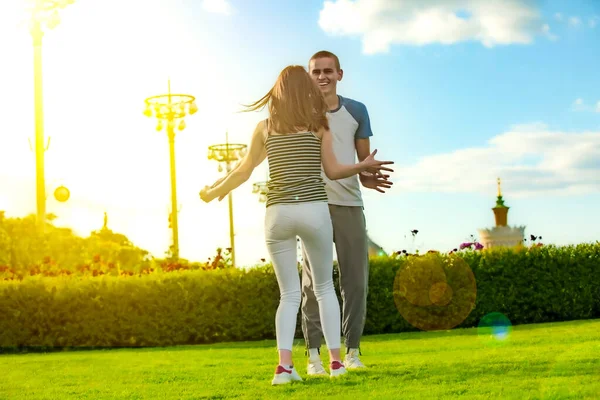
top-left (301, 204), bottom-right (369, 350)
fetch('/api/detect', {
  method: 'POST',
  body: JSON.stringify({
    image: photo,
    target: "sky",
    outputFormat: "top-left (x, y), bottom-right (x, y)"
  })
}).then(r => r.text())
top-left (0, 0), bottom-right (599, 266)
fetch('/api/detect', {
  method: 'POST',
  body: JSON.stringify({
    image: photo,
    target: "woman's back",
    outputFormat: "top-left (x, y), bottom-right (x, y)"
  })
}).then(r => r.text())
top-left (265, 125), bottom-right (328, 208)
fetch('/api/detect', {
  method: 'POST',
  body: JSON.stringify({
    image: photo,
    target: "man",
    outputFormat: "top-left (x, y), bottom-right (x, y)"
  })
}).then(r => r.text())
top-left (301, 50), bottom-right (392, 375)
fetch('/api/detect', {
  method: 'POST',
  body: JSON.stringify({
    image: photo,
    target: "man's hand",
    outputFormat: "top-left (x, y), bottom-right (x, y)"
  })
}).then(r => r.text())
top-left (359, 172), bottom-right (393, 193)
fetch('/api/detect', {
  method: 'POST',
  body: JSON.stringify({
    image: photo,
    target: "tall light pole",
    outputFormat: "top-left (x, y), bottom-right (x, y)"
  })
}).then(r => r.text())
top-left (144, 80), bottom-right (197, 259)
top-left (27, 0), bottom-right (76, 230)
top-left (207, 133), bottom-right (247, 268)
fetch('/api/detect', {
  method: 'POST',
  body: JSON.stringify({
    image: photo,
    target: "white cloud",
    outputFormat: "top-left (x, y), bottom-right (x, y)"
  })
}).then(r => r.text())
top-left (554, 14), bottom-right (597, 29)
top-left (568, 16), bottom-right (581, 27)
top-left (542, 24), bottom-right (557, 41)
top-left (572, 98), bottom-right (600, 113)
top-left (572, 98), bottom-right (585, 110)
top-left (318, 0), bottom-right (551, 54)
top-left (553, 13), bottom-right (597, 30)
top-left (202, 0), bottom-right (233, 15)
top-left (391, 123), bottom-right (600, 197)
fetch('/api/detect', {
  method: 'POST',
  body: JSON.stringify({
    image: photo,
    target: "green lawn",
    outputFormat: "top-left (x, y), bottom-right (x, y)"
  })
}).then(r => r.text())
top-left (1, 319), bottom-right (598, 399)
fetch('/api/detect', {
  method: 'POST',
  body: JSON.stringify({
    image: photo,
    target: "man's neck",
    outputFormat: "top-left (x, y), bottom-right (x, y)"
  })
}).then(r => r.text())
top-left (324, 92), bottom-right (339, 111)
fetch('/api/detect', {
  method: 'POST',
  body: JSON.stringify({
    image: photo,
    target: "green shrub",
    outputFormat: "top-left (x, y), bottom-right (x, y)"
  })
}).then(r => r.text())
top-left (0, 242), bottom-right (598, 349)
top-left (0, 265), bottom-right (280, 348)
top-left (0, 214), bottom-right (149, 276)
top-left (364, 243), bottom-right (600, 335)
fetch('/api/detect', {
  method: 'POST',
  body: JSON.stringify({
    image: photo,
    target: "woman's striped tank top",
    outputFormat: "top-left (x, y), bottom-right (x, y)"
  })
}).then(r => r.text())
top-left (264, 123), bottom-right (328, 208)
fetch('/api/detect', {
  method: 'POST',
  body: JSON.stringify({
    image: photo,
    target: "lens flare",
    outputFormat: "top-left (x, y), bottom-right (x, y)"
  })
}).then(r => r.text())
top-left (477, 312), bottom-right (513, 345)
top-left (393, 252), bottom-right (477, 331)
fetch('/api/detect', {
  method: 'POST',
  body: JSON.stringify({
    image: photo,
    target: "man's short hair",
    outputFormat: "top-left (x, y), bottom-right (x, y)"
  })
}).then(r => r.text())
top-left (309, 50), bottom-right (341, 70)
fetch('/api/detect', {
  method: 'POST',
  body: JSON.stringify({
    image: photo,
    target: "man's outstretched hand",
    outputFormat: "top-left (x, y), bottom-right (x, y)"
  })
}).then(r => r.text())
top-left (359, 172), bottom-right (393, 193)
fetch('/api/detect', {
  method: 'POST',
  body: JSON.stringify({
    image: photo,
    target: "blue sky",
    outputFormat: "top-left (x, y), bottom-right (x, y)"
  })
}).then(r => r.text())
top-left (0, 0), bottom-right (599, 264)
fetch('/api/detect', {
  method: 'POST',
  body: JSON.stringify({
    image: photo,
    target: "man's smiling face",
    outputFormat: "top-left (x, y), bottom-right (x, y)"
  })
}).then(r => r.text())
top-left (309, 56), bottom-right (343, 96)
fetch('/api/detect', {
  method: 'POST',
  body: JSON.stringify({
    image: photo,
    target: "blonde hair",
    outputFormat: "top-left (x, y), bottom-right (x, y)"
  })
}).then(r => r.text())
top-left (243, 65), bottom-right (329, 133)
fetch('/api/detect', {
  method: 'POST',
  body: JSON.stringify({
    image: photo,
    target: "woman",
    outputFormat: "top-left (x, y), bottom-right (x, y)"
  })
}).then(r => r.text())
top-left (199, 65), bottom-right (393, 385)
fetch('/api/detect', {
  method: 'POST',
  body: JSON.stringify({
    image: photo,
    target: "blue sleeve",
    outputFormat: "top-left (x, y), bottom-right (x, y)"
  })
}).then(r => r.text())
top-left (344, 98), bottom-right (373, 139)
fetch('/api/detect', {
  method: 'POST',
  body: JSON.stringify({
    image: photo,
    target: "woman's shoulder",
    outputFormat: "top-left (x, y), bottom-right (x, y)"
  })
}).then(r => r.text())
top-left (312, 125), bottom-right (327, 140)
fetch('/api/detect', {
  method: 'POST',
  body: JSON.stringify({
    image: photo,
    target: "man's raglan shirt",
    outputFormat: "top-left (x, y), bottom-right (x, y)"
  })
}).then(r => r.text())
top-left (322, 95), bottom-right (374, 207)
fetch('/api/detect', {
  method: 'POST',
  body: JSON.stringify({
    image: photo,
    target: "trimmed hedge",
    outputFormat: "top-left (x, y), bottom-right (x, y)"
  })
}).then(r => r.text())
top-left (0, 266), bottom-right (280, 348)
top-left (1, 243), bottom-right (598, 349)
top-left (366, 243), bottom-right (600, 334)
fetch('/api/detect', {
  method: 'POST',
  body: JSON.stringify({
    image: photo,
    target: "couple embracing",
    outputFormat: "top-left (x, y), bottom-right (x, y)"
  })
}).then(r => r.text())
top-left (200, 50), bottom-right (394, 385)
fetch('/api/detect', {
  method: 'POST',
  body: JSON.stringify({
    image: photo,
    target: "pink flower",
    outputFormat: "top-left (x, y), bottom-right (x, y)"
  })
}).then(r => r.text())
top-left (459, 242), bottom-right (473, 250)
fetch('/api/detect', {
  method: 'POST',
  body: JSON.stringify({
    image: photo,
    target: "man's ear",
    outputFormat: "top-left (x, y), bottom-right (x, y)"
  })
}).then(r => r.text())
top-left (338, 69), bottom-right (344, 81)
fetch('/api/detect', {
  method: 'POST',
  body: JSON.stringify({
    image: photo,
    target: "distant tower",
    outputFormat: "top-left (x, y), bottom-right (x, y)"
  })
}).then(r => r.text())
top-left (478, 178), bottom-right (525, 248)
top-left (493, 177), bottom-right (509, 226)
top-left (102, 211), bottom-right (108, 231)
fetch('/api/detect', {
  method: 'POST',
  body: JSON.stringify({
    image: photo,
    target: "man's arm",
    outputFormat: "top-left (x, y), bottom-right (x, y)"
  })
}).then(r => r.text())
top-left (351, 102), bottom-right (393, 192)
top-left (355, 138), bottom-right (371, 162)
top-left (357, 139), bottom-right (393, 192)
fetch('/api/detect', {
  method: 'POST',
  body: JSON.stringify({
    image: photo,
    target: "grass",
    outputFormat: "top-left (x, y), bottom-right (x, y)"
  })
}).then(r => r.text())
top-left (1, 318), bottom-right (598, 399)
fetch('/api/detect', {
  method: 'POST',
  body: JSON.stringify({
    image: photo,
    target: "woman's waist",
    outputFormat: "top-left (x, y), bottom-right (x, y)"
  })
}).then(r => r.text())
top-left (267, 176), bottom-right (325, 190)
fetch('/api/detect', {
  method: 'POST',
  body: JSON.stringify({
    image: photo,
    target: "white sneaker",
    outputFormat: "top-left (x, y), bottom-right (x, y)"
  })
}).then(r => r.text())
top-left (344, 349), bottom-right (366, 369)
top-left (307, 356), bottom-right (328, 376)
top-left (329, 361), bottom-right (347, 377)
top-left (271, 365), bottom-right (303, 385)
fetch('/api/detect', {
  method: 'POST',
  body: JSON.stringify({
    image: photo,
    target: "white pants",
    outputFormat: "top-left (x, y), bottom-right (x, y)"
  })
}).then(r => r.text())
top-left (265, 201), bottom-right (341, 351)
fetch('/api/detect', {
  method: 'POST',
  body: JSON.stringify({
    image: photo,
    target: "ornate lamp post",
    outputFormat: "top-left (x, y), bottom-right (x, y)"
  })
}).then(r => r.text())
top-left (27, 0), bottom-right (76, 230)
top-left (252, 181), bottom-right (269, 203)
top-left (144, 80), bottom-right (197, 259)
top-left (207, 133), bottom-right (247, 268)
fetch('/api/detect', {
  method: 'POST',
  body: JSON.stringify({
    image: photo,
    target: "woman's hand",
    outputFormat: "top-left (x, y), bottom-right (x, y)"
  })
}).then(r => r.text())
top-left (360, 149), bottom-right (394, 176)
top-left (200, 185), bottom-right (228, 203)
top-left (199, 186), bottom-right (217, 203)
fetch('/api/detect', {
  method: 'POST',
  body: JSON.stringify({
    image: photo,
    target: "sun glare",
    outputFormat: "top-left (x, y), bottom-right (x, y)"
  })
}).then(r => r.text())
top-left (0, 0), bottom-right (270, 265)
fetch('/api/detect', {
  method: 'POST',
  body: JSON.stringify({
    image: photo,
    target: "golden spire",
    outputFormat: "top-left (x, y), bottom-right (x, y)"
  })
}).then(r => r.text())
top-left (497, 177), bottom-right (502, 197)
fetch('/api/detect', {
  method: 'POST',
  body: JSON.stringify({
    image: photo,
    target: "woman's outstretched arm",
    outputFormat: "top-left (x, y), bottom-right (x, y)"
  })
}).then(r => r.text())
top-left (320, 127), bottom-right (393, 180)
top-left (200, 120), bottom-right (267, 203)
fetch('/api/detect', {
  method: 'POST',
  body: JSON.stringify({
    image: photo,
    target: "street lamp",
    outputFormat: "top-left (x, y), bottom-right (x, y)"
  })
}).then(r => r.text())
top-left (27, 0), bottom-right (76, 230)
top-left (252, 181), bottom-right (269, 203)
top-left (207, 133), bottom-right (247, 268)
top-left (144, 80), bottom-right (197, 259)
